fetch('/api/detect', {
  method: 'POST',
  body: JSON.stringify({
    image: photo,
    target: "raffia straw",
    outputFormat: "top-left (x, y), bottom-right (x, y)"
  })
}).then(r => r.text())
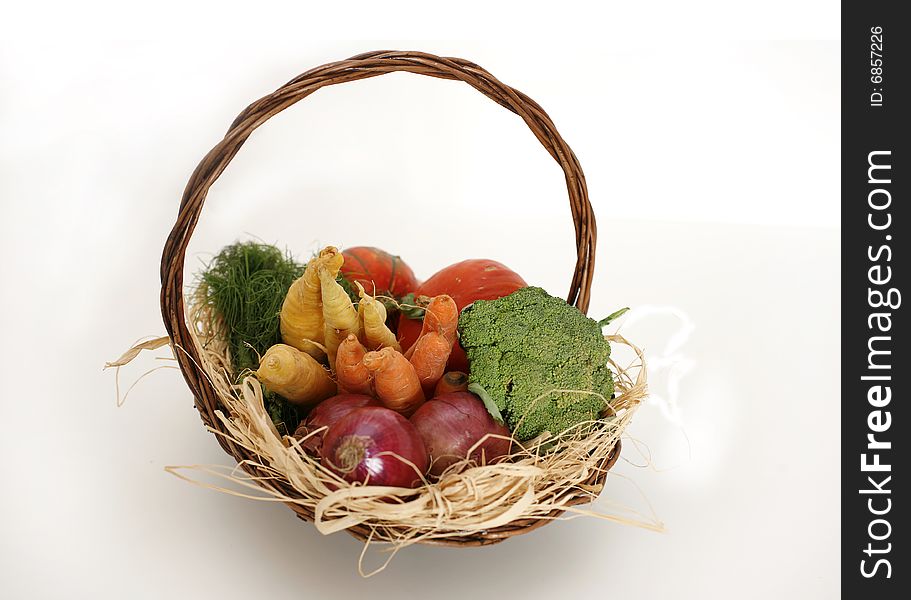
top-left (172, 287), bottom-right (653, 535)
top-left (105, 335), bottom-right (176, 407)
top-left (113, 287), bottom-right (658, 574)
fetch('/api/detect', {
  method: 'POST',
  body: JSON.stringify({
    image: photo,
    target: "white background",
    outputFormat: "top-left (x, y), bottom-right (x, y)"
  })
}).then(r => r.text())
top-left (1, 4), bottom-right (839, 599)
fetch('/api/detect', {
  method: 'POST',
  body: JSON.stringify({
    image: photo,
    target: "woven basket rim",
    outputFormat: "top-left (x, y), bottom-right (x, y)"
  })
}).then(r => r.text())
top-left (160, 50), bottom-right (606, 546)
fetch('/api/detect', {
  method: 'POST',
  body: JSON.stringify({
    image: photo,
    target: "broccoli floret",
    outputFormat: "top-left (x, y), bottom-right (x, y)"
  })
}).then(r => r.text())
top-left (458, 286), bottom-right (614, 441)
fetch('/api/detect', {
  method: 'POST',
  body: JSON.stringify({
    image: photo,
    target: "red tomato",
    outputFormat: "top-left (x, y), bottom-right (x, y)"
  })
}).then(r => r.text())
top-left (398, 259), bottom-right (527, 371)
top-left (340, 247), bottom-right (421, 298)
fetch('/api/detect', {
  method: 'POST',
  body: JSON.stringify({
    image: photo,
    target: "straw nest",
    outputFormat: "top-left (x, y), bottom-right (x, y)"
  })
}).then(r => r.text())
top-left (149, 287), bottom-right (652, 569)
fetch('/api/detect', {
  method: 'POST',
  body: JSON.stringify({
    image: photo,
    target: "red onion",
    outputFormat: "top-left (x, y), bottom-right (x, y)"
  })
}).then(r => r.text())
top-left (294, 394), bottom-right (380, 455)
top-left (320, 406), bottom-right (429, 488)
top-left (410, 391), bottom-right (512, 477)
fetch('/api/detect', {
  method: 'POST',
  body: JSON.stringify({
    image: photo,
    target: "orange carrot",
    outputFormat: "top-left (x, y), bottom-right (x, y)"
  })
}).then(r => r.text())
top-left (409, 331), bottom-right (453, 395)
top-left (362, 347), bottom-right (425, 416)
top-left (404, 294), bottom-right (458, 359)
top-left (424, 294), bottom-right (458, 343)
top-left (335, 334), bottom-right (373, 395)
top-left (433, 371), bottom-right (469, 397)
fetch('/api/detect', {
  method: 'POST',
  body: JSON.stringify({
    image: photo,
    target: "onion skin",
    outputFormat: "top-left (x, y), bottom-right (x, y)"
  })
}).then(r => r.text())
top-left (410, 391), bottom-right (512, 478)
top-left (294, 394), bottom-right (381, 455)
top-left (320, 406), bottom-right (429, 488)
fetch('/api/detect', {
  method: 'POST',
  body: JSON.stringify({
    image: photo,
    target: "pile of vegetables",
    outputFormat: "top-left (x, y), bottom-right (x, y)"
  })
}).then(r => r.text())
top-left (202, 241), bottom-right (621, 487)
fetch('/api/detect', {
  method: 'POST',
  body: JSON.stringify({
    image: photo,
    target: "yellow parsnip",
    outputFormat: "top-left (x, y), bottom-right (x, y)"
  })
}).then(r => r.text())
top-left (355, 282), bottom-right (401, 352)
top-left (256, 344), bottom-right (337, 406)
top-left (319, 263), bottom-right (360, 371)
top-left (280, 247), bottom-right (343, 359)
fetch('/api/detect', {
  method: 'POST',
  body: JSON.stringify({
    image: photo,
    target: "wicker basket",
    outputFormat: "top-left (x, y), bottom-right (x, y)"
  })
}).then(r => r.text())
top-left (160, 50), bottom-right (621, 547)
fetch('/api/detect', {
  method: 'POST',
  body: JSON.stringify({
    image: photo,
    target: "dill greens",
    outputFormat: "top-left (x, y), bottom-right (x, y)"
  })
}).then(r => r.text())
top-left (199, 241), bottom-right (361, 433)
top-left (200, 241), bottom-right (306, 431)
top-left (201, 241), bottom-right (304, 371)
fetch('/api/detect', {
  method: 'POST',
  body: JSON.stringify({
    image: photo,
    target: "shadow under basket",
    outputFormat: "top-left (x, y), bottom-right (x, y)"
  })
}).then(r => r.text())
top-left (159, 50), bottom-right (643, 549)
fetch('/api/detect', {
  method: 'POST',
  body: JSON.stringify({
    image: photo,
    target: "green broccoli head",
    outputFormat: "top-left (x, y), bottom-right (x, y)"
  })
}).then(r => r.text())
top-left (458, 286), bottom-right (614, 441)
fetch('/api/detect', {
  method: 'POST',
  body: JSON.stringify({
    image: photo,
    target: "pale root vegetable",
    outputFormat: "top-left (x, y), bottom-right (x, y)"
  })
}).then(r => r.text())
top-left (355, 282), bottom-right (401, 352)
top-left (336, 334), bottom-right (373, 395)
top-left (362, 347), bottom-right (425, 416)
top-left (280, 247), bottom-right (343, 359)
top-left (319, 262), bottom-right (360, 371)
top-left (409, 331), bottom-right (453, 395)
top-left (256, 344), bottom-right (337, 406)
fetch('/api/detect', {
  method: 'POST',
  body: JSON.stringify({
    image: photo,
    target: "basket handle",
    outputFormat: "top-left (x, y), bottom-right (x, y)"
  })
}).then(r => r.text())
top-left (160, 50), bottom-right (597, 414)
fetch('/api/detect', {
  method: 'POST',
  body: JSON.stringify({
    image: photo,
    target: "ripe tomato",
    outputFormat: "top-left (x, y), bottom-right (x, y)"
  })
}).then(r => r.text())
top-left (340, 247), bottom-right (420, 298)
top-left (398, 259), bottom-right (527, 372)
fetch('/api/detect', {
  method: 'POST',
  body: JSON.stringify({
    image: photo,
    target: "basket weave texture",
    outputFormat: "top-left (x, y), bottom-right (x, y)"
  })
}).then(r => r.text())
top-left (160, 50), bottom-right (611, 546)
